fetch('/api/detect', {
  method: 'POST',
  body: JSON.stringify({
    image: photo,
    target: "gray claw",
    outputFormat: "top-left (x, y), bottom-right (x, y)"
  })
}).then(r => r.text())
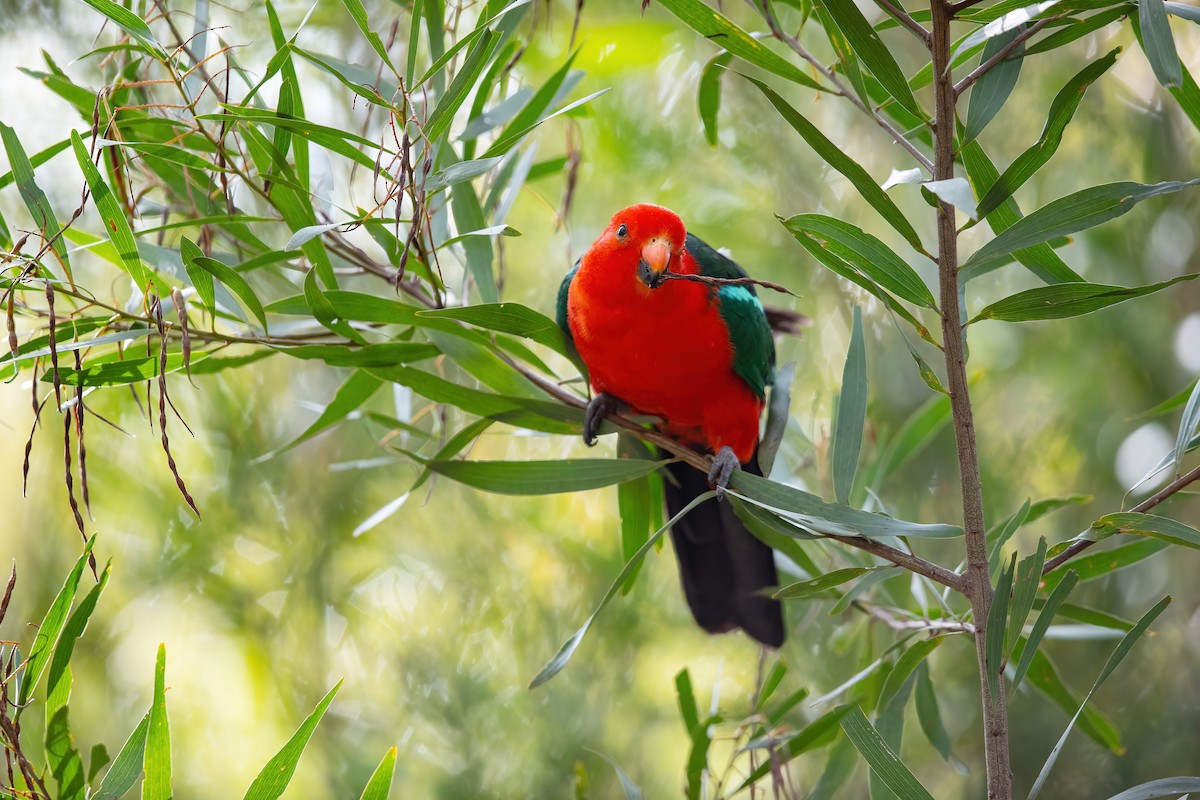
top-left (583, 392), bottom-right (620, 446)
top-left (708, 445), bottom-right (740, 498)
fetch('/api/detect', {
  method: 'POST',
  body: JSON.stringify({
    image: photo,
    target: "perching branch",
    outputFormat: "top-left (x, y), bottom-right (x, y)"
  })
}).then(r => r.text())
top-left (1042, 462), bottom-right (1200, 575)
top-left (953, 17), bottom-right (1055, 97)
top-left (507, 358), bottom-right (964, 591)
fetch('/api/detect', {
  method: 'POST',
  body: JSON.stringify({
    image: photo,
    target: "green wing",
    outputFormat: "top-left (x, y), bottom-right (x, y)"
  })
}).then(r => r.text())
top-left (556, 260), bottom-right (580, 346)
top-left (687, 233), bottom-right (775, 400)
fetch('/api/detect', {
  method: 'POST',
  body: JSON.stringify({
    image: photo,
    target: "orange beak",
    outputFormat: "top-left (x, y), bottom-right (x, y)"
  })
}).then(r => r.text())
top-left (638, 239), bottom-right (671, 289)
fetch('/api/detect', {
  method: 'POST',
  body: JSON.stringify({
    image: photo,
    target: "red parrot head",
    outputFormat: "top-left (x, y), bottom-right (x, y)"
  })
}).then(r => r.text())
top-left (588, 203), bottom-right (687, 290)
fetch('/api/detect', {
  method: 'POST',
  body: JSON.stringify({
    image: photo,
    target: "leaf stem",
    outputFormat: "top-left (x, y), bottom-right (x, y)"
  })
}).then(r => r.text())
top-left (953, 18), bottom-right (1054, 97)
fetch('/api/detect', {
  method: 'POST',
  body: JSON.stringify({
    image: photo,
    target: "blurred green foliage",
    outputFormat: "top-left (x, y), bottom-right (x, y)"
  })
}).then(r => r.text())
top-left (0, 0), bottom-right (1199, 798)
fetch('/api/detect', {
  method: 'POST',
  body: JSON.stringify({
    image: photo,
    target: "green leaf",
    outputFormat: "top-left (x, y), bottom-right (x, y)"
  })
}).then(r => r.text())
top-left (808, 735), bottom-right (859, 800)
top-left (1006, 537), bottom-right (1047, 658)
top-left (674, 668), bottom-right (701, 734)
top-left (88, 744), bottom-right (111, 784)
top-left (144, 644), bottom-right (171, 800)
top-left (40, 351), bottom-right (209, 387)
top-left (1012, 570), bottom-right (1078, 693)
top-left (339, 0), bottom-right (397, 75)
top-left (1105, 778), bottom-right (1200, 800)
top-left (46, 707), bottom-right (86, 800)
top-left (617, 474), bottom-right (652, 595)
top-left (839, 705), bottom-right (935, 800)
top-left (94, 713), bottom-right (150, 800)
top-left (417, 303), bottom-right (571, 356)
top-left (730, 470), bottom-right (963, 539)
top-left (1136, 377), bottom-right (1197, 419)
top-left (183, 245), bottom-right (269, 331)
top-left (656, 0), bottom-right (827, 90)
top-left (530, 491), bottom-right (717, 688)
top-left (1022, 644), bottom-right (1123, 753)
top-left (1140, 0), bottom-right (1182, 87)
top-left (425, 458), bottom-right (667, 495)
top-left (450, 180), bottom-right (499, 304)
top-left (0, 122), bottom-right (72, 281)
top-left (425, 29), bottom-right (499, 143)
top-left (17, 537), bottom-right (94, 709)
top-left (781, 215), bottom-right (935, 309)
top-left (952, 0), bottom-right (1059, 60)
top-left (588, 750), bottom-right (644, 800)
top-left (79, 0), bottom-right (167, 57)
top-left (1042, 538), bottom-right (1167, 592)
top-left (985, 552), bottom-right (1016, 703)
top-left (698, 52), bottom-right (734, 146)
top-left (243, 681), bottom-right (342, 800)
top-left (960, 139), bottom-right (1082, 284)
top-left (178, 238), bottom-right (215, 310)
top-left (47, 564), bottom-right (111, 721)
top-left (425, 157), bottom-right (504, 192)
top-left (1098, 511), bottom-right (1200, 550)
top-left (486, 48), bottom-right (579, 153)
top-left (274, 342), bottom-right (439, 368)
top-left (746, 78), bottom-right (924, 252)
top-left (427, 329), bottom-right (536, 397)
top-left (877, 638), bottom-right (943, 714)
top-left (737, 706), bottom-right (855, 792)
top-left (357, 747), bottom-right (397, 800)
top-left (970, 273), bottom-right (1198, 323)
top-left (962, 180), bottom-right (1200, 277)
top-left (870, 393), bottom-right (951, 487)
top-left (775, 567), bottom-right (872, 599)
top-left (914, 662), bottom-right (958, 765)
top-left (70, 131), bottom-right (154, 290)
top-left (1173, 376), bottom-right (1200, 475)
top-left (1034, 598), bottom-right (1134, 632)
top-left (975, 49), bottom-right (1121, 220)
top-left (1027, 596), bottom-right (1171, 800)
top-left (819, 0), bottom-right (922, 116)
top-left (272, 370), bottom-right (382, 455)
top-left (832, 307), bottom-right (867, 504)
top-left (964, 29), bottom-right (1025, 144)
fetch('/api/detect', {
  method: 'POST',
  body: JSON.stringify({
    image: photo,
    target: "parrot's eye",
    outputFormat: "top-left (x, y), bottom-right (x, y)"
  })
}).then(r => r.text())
top-left (616, 224), bottom-right (628, 239)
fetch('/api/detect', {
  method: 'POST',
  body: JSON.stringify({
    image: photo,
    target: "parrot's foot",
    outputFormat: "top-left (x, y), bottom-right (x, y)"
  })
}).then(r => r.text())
top-left (583, 392), bottom-right (621, 446)
top-left (708, 445), bottom-right (740, 499)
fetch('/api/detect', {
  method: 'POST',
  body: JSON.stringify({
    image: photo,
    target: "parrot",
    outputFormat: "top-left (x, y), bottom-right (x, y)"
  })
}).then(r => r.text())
top-left (556, 203), bottom-right (785, 648)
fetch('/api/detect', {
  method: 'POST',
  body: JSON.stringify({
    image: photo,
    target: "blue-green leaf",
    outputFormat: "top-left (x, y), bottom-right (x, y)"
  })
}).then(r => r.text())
top-left (832, 307), bottom-right (867, 504)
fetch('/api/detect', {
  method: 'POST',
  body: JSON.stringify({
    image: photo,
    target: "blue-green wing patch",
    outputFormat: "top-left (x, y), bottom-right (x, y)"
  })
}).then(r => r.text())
top-left (556, 260), bottom-right (580, 346)
top-left (688, 233), bottom-right (775, 399)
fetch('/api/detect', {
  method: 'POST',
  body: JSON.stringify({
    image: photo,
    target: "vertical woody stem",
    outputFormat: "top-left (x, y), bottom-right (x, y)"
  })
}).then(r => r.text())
top-left (930, 1), bottom-right (1013, 797)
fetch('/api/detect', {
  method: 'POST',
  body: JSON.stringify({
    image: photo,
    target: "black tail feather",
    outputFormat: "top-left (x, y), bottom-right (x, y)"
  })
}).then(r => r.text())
top-left (663, 453), bottom-right (785, 648)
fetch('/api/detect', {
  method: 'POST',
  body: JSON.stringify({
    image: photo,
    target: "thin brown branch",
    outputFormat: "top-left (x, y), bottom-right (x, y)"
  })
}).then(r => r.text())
top-left (1043, 463), bottom-right (1200, 575)
top-left (931, 0), bottom-right (1011, 795)
top-left (873, 0), bottom-right (933, 44)
top-left (953, 17), bottom-right (1054, 97)
top-left (856, 601), bottom-right (974, 634)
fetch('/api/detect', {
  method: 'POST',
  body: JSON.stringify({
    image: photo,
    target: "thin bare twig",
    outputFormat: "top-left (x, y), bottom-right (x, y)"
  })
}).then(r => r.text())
top-left (953, 18), bottom-right (1054, 97)
top-left (1042, 463), bottom-right (1200, 575)
top-left (658, 271), bottom-right (799, 297)
top-left (873, 0), bottom-right (933, 44)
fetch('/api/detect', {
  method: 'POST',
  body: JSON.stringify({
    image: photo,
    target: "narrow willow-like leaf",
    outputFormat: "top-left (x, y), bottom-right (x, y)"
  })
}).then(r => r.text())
top-left (839, 705), bottom-right (936, 800)
top-left (588, 750), bottom-right (645, 800)
top-left (758, 362), bottom-right (793, 476)
top-left (530, 491), bottom-right (717, 688)
top-left (656, 0), bottom-right (825, 90)
top-left (1098, 511), bottom-right (1200, 550)
top-left (924, 177), bottom-right (979, 219)
top-left (45, 707), bottom-right (85, 800)
top-left (417, 303), bottom-right (570, 355)
top-left (340, 0), bottom-right (396, 74)
top-left (736, 706), bottom-right (855, 792)
top-left (17, 537), bottom-right (94, 709)
top-left (877, 638), bottom-right (943, 714)
top-left (959, 139), bottom-right (1082, 284)
top-left (425, 157), bottom-right (504, 192)
top-left (617, 438), bottom-right (653, 594)
top-left (1140, 0), bottom-right (1182, 87)
top-left (185, 250), bottom-right (269, 331)
top-left (807, 736), bottom-right (858, 800)
top-left (1104, 777), bottom-right (1200, 800)
top-left (40, 351), bottom-right (209, 387)
top-left (357, 747), bottom-right (397, 800)
top-left (730, 471), bottom-right (963, 539)
top-left (450, 180), bottom-right (499, 304)
top-left (1027, 596), bottom-right (1172, 800)
top-left (46, 564), bottom-right (111, 720)
top-left (675, 668), bottom-right (701, 734)
top-left (975, 49), bottom-right (1120, 220)
top-left (427, 329), bottom-right (536, 398)
top-left (144, 644), bottom-right (171, 800)
top-left (1012, 570), bottom-right (1073, 692)
top-left (1042, 538), bottom-right (1167, 592)
top-left (775, 567), bottom-right (872, 599)
top-left (832, 307), bottom-right (867, 503)
top-left (274, 342), bottom-right (438, 368)
top-left (964, 29), bottom-right (1025, 144)
top-left (80, 0), bottom-right (167, 56)
top-left (971, 273), bottom-right (1198, 323)
top-left (698, 52), bottom-right (734, 146)
top-left (747, 78), bottom-right (924, 252)
top-left (0, 122), bottom-right (72, 281)
top-left (1035, 599), bottom-right (1134, 632)
top-left (243, 681), bottom-right (343, 800)
top-left (1021, 644), bottom-right (1123, 753)
top-left (780, 215), bottom-right (935, 308)
top-left (93, 712), bottom-right (149, 800)
top-left (820, 0), bottom-right (922, 115)
top-left (1006, 537), bottom-right (1047, 658)
top-left (424, 29), bottom-right (498, 142)
top-left (952, 0), bottom-right (1059, 61)
top-left (962, 180), bottom-right (1200, 276)
top-left (914, 662), bottom-right (957, 764)
top-left (1173, 376), bottom-right (1200, 475)
top-left (70, 131), bottom-right (153, 290)
top-left (1136, 377), bottom-right (1197, 419)
top-left (871, 393), bottom-right (951, 487)
top-left (985, 552), bottom-right (1017, 703)
top-left (426, 458), bottom-right (666, 495)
